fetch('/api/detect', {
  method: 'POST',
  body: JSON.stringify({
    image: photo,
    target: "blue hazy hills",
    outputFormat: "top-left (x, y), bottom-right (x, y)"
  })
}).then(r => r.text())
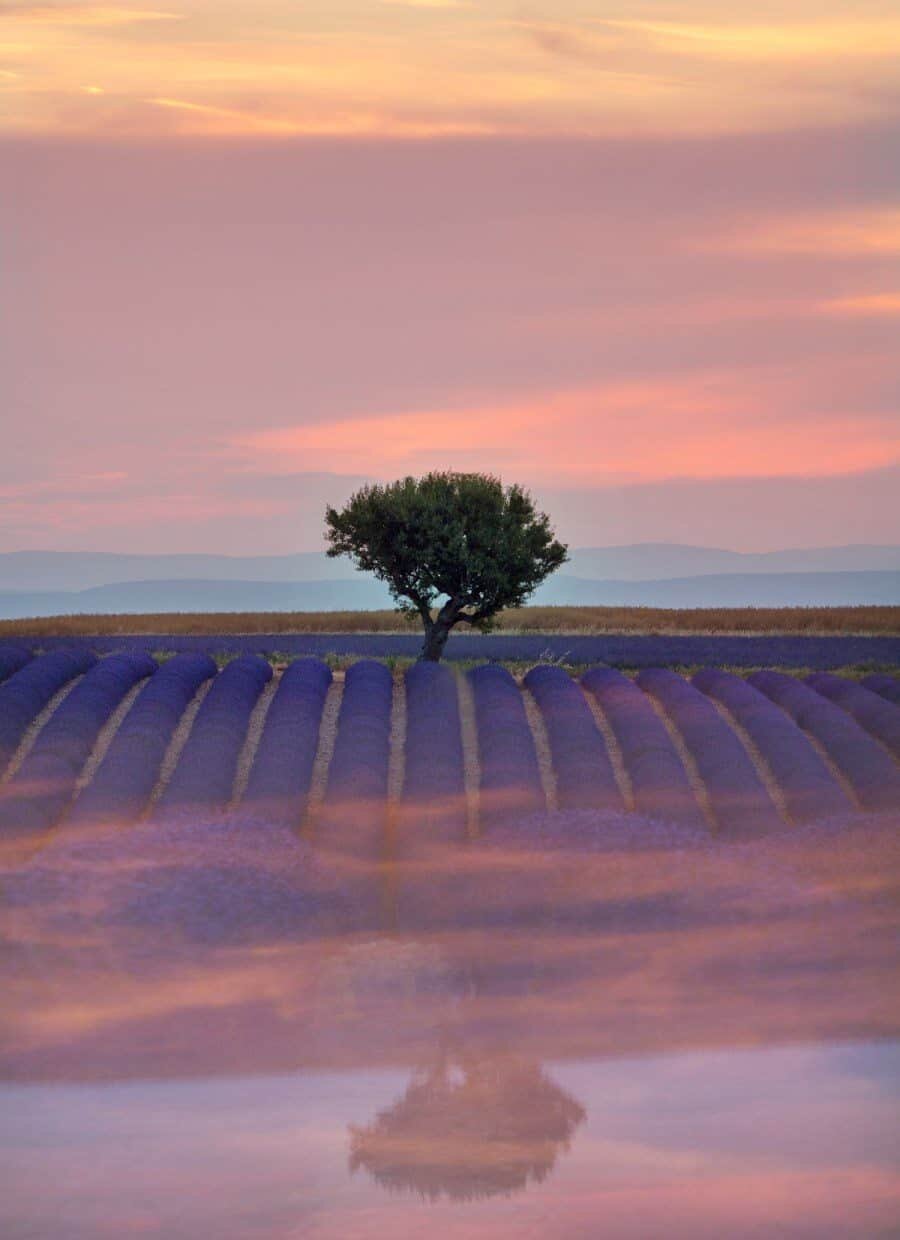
top-left (0, 545), bottom-right (898, 618)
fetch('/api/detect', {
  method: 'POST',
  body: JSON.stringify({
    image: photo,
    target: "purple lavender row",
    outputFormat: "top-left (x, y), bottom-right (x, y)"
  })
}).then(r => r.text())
top-left (469, 664), bottom-right (544, 830)
top-left (524, 665), bottom-right (623, 812)
top-left (66, 653), bottom-right (217, 827)
top-left (693, 669), bottom-right (851, 824)
top-left (806, 673), bottom-right (900, 760)
top-left (749, 672), bottom-right (900, 811)
top-left (155, 656), bottom-right (272, 815)
top-left (0, 653), bottom-right (156, 838)
top-left (320, 659), bottom-right (392, 858)
top-left (399, 661), bottom-right (467, 850)
top-left (861, 674), bottom-right (900, 706)
top-left (23, 632), bottom-right (900, 669)
top-left (0, 646), bottom-right (32, 684)
top-left (581, 668), bottom-right (705, 829)
top-left (637, 669), bottom-right (783, 838)
top-left (241, 658), bottom-right (332, 826)
top-left (0, 649), bottom-right (97, 778)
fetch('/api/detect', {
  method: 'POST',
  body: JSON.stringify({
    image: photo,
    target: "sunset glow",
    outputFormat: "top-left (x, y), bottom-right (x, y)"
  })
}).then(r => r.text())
top-left (2, 1), bottom-right (899, 552)
top-left (5, 2), bottom-right (900, 139)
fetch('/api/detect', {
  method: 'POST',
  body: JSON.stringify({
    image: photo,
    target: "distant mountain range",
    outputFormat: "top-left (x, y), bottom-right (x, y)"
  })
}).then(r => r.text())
top-left (0, 546), bottom-right (898, 618)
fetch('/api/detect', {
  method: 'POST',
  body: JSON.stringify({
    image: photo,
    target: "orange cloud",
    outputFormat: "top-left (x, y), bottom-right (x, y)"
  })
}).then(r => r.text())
top-left (6, 5), bottom-right (183, 27)
top-left (817, 294), bottom-right (900, 316)
top-left (701, 210), bottom-right (900, 257)
top-left (229, 375), bottom-right (900, 486)
top-left (5, 1), bottom-right (900, 137)
top-left (145, 96), bottom-right (491, 138)
top-left (599, 17), bottom-right (900, 60)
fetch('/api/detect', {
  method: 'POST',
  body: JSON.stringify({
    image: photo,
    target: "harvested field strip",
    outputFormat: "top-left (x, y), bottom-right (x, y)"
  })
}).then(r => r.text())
top-left (4, 604), bottom-right (898, 637)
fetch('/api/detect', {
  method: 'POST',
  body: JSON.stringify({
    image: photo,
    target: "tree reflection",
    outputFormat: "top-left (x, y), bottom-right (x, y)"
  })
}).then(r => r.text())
top-left (349, 1043), bottom-right (586, 1201)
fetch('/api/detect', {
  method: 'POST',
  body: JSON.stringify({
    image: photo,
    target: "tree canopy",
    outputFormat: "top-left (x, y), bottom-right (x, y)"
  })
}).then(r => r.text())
top-left (325, 472), bottom-right (568, 660)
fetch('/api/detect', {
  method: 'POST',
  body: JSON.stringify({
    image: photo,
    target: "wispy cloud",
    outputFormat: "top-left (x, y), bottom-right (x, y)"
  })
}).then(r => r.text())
top-left (377, 0), bottom-right (470, 8)
top-left (597, 18), bottom-right (900, 60)
top-left (229, 371), bottom-right (900, 487)
top-left (512, 17), bottom-right (616, 65)
top-left (145, 96), bottom-right (493, 137)
top-left (698, 210), bottom-right (900, 257)
top-left (3, 5), bottom-right (183, 27)
top-left (817, 294), bottom-right (900, 316)
top-left (6, 2), bottom-right (900, 138)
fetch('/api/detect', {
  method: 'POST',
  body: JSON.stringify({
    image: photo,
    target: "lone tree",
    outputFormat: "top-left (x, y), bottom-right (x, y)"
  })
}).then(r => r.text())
top-left (325, 472), bottom-right (568, 661)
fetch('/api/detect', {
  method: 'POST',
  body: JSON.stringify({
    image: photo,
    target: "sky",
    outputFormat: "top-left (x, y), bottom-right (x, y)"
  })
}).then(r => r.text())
top-left (2, 1), bottom-right (899, 553)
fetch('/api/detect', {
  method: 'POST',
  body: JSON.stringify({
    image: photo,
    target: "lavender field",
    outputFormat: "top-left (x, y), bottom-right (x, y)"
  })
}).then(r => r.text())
top-left (1, 647), bottom-right (898, 845)
top-left (6, 629), bottom-right (900, 669)
top-left (3, 646), bottom-right (900, 1237)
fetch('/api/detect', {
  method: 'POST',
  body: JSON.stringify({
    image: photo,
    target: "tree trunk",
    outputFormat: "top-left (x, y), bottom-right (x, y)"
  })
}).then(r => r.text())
top-left (421, 620), bottom-right (452, 662)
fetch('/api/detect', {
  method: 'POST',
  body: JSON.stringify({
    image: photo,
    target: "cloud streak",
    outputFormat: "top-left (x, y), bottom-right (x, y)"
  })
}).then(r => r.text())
top-left (3, 118), bottom-right (898, 552)
top-left (4, 1), bottom-right (900, 137)
top-left (230, 371), bottom-right (900, 487)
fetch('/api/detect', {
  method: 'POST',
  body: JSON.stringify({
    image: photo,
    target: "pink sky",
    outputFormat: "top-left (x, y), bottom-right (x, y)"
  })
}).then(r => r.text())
top-left (2, 3), bottom-right (899, 553)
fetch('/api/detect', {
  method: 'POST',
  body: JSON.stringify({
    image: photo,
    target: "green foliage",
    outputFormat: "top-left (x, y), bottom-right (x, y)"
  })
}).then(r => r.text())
top-left (325, 473), bottom-right (569, 653)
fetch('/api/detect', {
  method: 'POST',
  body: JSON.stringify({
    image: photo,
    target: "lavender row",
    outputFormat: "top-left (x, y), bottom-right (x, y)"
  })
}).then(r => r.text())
top-left (241, 658), bottom-right (332, 826)
top-left (155, 655), bottom-right (272, 815)
top-left (0, 649), bottom-right (97, 777)
top-left (469, 665), bottom-right (544, 831)
top-left (693, 669), bottom-right (851, 824)
top-left (637, 669), bottom-right (783, 839)
top-left (67, 653), bottom-right (217, 827)
top-left (0, 653), bottom-right (156, 838)
top-left (0, 645), bottom-right (32, 684)
top-left (399, 661), bottom-right (467, 850)
top-left (22, 632), bottom-right (900, 669)
top-left (581, 668), bottom-right (705, 829)
top-left (524, 665), bottom-right (622, 813)
top-left (806, 673), bottom-right (900, 760)
top-left (320, 660), bottom-right (392, 859)
top-left (749, 672), bottom-right (900, 812)
top-left (862, 674), bottom-right (900, 706)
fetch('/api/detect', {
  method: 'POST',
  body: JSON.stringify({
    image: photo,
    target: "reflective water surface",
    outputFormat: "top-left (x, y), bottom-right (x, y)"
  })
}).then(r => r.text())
top-left (2, 809), bottom-right (899, 1237)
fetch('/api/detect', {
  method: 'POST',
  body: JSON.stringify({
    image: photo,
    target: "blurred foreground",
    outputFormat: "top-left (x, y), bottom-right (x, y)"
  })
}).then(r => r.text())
top-left (2, 807), bottom-right (898, 1237)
